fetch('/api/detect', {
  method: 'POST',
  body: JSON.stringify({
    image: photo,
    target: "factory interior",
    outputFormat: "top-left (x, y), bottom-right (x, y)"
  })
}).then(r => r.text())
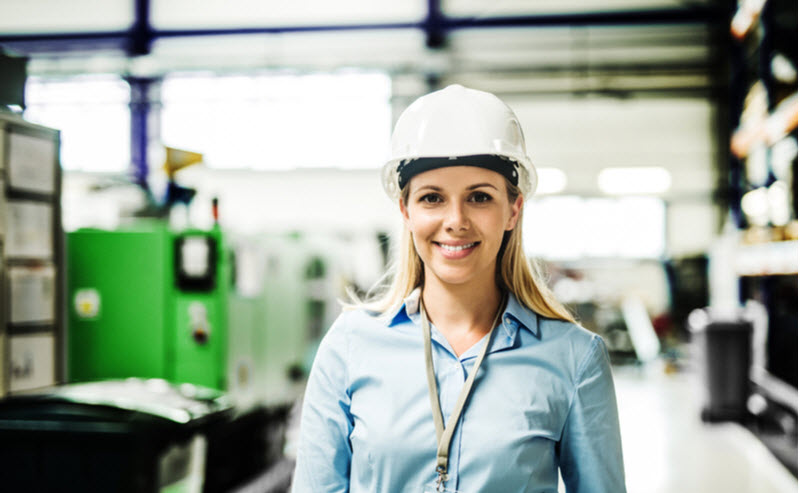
top-left (0, 0), bottom-right (797, 492)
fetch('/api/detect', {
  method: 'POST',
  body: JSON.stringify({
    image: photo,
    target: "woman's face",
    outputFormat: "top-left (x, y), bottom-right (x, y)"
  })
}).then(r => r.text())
top-left (400, 166), bottom-right (523, 289)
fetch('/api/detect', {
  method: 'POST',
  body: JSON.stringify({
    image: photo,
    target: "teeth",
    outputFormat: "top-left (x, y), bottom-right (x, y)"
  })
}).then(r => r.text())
top-left (439, 242), bottom-right (476, 252)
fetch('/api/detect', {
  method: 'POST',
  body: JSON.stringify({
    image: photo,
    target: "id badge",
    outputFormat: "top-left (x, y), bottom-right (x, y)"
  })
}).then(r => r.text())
top-left (422, 481), bottom-right (462, 493)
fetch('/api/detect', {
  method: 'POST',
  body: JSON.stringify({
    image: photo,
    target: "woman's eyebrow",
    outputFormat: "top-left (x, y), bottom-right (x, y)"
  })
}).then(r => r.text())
top-left (413, 183), bottom-right (498, 193)
top-left (413, 185), bottom-right (443, 193)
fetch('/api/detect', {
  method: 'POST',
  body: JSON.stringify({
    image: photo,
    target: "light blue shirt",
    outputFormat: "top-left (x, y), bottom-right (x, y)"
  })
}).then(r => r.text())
top-left (292, 289), bottom-right (626, 493)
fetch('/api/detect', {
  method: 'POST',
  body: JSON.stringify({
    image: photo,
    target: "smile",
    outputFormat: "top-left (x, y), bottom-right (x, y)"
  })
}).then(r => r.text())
top-left (434, 241), bottom-right (478, 252)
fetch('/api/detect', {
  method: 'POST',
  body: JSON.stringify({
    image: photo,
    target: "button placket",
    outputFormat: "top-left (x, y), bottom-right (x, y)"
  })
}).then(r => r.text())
top-left (440, 354), bottom-right (463, 423)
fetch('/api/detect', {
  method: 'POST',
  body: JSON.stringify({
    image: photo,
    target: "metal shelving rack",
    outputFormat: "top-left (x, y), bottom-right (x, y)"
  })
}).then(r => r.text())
top-left (726, 1), bottom-right (798, 471)
top-left (0, 111), bottom-right (62, 397)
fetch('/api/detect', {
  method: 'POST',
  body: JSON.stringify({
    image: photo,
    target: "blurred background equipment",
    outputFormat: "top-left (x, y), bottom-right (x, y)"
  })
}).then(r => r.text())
top-left (621, 296), bottom-right (662, 363)
top-left (0, 111), bottom-right (62, 398)
top-left (0, 51), bottom-right (27, 110)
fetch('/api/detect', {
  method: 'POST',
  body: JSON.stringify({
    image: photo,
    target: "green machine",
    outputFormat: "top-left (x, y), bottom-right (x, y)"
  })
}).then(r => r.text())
top-left (66, 222), bottom-right (335, 409)
top-left (67, 221), bottom-right (231, 392)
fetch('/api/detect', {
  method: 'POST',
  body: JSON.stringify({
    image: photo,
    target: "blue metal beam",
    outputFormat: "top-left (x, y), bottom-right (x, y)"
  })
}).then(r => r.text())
top-left (424, 0), bottom-right (445, 49)
top-left (127, 76), bottom-right (155, 189)
top-left (129, 0), bottom-right (153, 56)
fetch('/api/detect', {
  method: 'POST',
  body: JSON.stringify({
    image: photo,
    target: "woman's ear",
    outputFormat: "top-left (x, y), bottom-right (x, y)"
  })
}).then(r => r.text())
top-left (506, 195), bottom-right (523, 231)
top-left (399, 198), bottom-right (410, 225)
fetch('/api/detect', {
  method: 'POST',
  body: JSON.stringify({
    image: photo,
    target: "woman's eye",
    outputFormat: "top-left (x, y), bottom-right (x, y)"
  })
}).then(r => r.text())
top-left (420, 193), bottom-right (443, 204)
top-left (469, 191), bottom-right (493, 203)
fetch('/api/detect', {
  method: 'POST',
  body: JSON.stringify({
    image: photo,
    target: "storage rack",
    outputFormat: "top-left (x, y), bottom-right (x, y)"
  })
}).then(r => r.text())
top-left (0, 111), bottom-right (62, 396)
top-left (728, 0), bottom-right (798, 412)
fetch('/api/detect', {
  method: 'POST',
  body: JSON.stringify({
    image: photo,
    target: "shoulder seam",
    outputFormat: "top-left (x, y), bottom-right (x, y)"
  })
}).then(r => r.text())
top-left (574, 334), bottom-right (602, 384)
top-left (559, 334), bottom-right (603, 441)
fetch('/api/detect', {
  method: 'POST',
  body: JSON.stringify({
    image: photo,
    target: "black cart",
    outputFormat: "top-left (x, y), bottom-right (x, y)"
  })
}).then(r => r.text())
top-left (0, 378), bottom-right (233, 493)
top-left (688, 308), bottom-right (753, 422)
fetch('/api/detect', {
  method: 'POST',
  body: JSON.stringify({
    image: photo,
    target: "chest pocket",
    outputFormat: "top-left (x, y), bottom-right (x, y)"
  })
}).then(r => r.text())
top-left (469, 365), bottom-right (570, 444)
top-left (518, 405), bottom-right (563, 441)
top-left (459, 397), bottom-right (562, 482)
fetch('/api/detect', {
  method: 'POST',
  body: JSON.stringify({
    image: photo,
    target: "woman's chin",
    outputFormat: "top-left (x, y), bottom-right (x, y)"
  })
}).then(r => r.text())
top-left (426, 266), bottom-right (490, 288)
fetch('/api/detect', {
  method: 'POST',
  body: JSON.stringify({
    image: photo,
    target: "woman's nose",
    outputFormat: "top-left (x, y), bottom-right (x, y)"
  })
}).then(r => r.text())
top-left (444, 202), bottom-right (469, 231)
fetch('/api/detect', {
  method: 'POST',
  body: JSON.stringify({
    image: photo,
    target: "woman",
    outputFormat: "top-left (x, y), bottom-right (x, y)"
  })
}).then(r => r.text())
top-left (292, 85), bottom-right (625, 493)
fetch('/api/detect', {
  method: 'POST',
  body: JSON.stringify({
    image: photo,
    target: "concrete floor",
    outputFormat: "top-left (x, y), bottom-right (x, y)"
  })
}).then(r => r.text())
top-left (612, 364), bottom-right (797, 493)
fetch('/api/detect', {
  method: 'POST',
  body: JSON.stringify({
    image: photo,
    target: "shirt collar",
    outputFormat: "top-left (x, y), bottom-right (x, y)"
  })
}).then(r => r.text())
top-left (387, 287), bottom-right (421, 327)
top-left (388, 287), bottom-right (540, 340)
top-left (502, 291), bottom-right (540, 339)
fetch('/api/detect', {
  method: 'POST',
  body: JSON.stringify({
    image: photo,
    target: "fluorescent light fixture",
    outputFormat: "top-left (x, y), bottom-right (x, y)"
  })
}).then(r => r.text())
top-left (535, 167), bottom-right (567, 194)
top-left (597, 167), bottom-right (672, 195)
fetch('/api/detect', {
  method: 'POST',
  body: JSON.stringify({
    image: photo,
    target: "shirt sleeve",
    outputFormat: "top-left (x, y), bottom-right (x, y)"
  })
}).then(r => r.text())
top-left (558, 335), bottom-right (626, 493)
top-left (291, 314), bottom-right (353, 493)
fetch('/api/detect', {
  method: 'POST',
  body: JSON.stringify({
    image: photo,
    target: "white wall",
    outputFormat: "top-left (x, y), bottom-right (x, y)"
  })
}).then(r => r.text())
top-left (667, 200), bottom-right (719, 257)
top-left (510, 95), bottom-right (717, 198)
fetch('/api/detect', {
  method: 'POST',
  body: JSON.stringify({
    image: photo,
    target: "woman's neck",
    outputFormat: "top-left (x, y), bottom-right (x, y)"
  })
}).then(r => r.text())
top-left (421, 276), bottom-right (504, 355)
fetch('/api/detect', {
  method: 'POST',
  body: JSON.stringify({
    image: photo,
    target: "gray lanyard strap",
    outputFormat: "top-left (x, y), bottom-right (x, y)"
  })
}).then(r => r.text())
top-left (420, 295), bottom-right (506, 491)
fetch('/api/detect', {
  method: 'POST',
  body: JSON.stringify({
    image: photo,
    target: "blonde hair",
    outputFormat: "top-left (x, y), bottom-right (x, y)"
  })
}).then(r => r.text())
top-left (352, 181), bottom-right (575, 323)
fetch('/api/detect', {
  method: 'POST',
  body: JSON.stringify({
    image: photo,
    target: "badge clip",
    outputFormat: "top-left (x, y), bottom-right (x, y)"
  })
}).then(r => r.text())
top-left (435, 465), bottom-right (448, 492)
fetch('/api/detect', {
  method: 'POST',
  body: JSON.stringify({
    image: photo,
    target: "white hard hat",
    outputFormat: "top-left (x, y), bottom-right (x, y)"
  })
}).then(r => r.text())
top-left (381, 84), bottom-right (537, 201)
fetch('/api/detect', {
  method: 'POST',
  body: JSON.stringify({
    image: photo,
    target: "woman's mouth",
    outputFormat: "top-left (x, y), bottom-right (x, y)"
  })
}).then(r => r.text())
top-left (434, 241), bottom-right (479, 259)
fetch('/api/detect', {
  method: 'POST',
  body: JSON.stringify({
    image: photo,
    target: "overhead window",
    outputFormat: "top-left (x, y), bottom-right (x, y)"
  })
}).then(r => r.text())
top-left (160, 71), bottom-right (391, 170)
top-left (151, 0), bottom-right (422, 28)
top-left (24, 75), bottom-right (131, 172)
top-left (0, 0), bottom-right (133, 33)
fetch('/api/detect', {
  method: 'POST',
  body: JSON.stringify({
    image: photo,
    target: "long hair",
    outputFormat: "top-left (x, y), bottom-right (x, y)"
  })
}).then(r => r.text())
top-left (351, 181), bottom-right (575, 323)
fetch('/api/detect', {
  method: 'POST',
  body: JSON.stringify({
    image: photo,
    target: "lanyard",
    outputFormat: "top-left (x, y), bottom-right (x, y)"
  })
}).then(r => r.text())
top-left (420, 295), bottom-right (507, 492)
